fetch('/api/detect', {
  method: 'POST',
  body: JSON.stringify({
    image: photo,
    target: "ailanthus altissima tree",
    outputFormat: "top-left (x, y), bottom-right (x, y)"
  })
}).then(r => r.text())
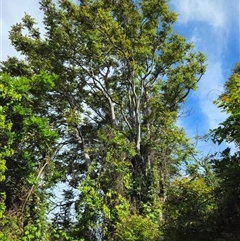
top-left (1, 0), bottom-right (206, 240)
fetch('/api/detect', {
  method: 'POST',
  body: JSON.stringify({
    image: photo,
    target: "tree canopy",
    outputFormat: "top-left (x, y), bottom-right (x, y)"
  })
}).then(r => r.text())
top-left (3, 1), bottom-right (239, 241)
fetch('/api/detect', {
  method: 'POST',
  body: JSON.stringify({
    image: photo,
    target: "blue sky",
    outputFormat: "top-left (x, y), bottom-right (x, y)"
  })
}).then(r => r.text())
top-left (1, 0), bottom-right (240, 152)
top-left (170, 0), bottom-right (240, 153)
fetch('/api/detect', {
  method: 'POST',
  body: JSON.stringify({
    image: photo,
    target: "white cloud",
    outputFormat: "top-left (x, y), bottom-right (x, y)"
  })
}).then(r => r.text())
top-left (170, 0), bottom-right (239, 58)
top-left (198, 60), bottom-right (226, 129)
top-left (189, 27), bottom-right (201, 46)
top-left (170, 0), bottom-right (239, 136)
top-left (171, 0), bottom-right (227, 30)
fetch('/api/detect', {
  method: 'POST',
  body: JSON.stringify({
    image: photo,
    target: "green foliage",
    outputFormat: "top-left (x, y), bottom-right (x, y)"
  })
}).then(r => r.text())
top-left (208, 62), bottom-right (240, 240)
top-left (1, 0), bottom-right (206, 240)
top-left (74, 128), bottom-right (134, 240)
top-left (0, 73), bottom-right (58, 239)
top-left (0, 104), bottom-right (12, 218)
top-left (213, 63), bottom-right (240, 145)
top-left (0, 216), bottom-right (22, 241)
top-left (114, 214), bottom-right (160, 241)
top-left (211, 148), bottom-right (240, 240)
top-left (163, 177), bottom-right (216, 241)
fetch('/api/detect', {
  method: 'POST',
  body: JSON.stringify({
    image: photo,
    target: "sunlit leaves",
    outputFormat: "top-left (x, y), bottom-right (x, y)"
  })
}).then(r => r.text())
top-left (213, 63), bottom-right (240, 145)
top-left (163, 177), bottom-right (216, 241)
top-left (210, 63), bottom-right (240, 239)
top-left (114, 214), bottom-right (160, 241)
top-left (1, 0), bottom-right (207, 239)
top-left (0, 73), bottom-right (59, 239)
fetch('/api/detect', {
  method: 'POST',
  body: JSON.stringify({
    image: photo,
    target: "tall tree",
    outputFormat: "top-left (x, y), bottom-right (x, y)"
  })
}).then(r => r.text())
top-left (210, 63), bottom-right (240, 240)
top-left (1, 0), bottom-right (206, 239)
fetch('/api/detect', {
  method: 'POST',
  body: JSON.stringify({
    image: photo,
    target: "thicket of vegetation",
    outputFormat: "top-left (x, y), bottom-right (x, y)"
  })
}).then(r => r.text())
top-left (1, 0), bottom-right (239, 240)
